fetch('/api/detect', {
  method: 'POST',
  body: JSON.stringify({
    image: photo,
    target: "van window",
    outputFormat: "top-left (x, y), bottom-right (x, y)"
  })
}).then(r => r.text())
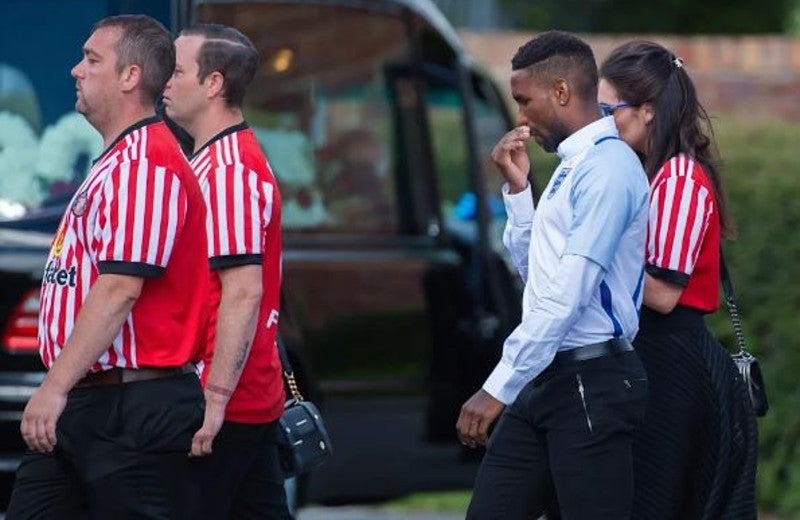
top-left (196, 3), bottom-right (410, 234)
top-left (427, 83), bottom-right (508, 248)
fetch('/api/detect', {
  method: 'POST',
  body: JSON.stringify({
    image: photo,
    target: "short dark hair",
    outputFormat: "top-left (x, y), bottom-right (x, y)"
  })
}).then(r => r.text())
top-left (180, 24), bottom-right (258, 108)
top-left (511, 30), bottom-right (598, 101)
top-left (92, 15), bottom-right (174, 106)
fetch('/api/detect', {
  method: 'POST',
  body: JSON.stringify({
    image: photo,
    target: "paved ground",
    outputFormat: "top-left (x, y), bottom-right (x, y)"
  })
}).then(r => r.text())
top-left (2, 507), bottom-right (790, 519)
top-left (1, 510), bottom-right (462, 520)
top-left (298, 508), bottom-right (462, 520)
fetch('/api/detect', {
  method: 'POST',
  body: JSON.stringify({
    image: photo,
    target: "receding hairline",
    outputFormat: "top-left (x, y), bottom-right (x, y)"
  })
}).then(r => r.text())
top-left (179, 33), bottom-right (256, 70)
top-left (85, 24), bottom-right (124, 54)
top-left (177, 33), bottom-right (252, 58)
top-left (203, 38), bottom-right (254, 59)
top-left (180, 25), bottom-right (254, 47)
top-left (180, 32), bottom-right (251, 48)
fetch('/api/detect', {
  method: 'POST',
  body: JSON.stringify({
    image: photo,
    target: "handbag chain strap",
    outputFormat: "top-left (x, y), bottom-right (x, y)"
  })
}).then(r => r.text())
top-left (276, 336), bottom-right (304, 402)
top-left (720, 251), bottom-right (749, 357)
top-left (275, 293), bottom-right (304, 402)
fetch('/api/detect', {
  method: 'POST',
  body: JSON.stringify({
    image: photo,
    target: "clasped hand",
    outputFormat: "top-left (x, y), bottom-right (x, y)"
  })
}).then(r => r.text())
top-left (456, 389), bottom-right (504, 448)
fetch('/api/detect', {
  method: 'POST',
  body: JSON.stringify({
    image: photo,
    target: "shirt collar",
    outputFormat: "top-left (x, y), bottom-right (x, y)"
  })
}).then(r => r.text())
top-left (556, 116), bottom-right (619, 160)
top-left (191, 121), bottom-right (249, 160)
top-left (93, 115), bottom-right (161, 165)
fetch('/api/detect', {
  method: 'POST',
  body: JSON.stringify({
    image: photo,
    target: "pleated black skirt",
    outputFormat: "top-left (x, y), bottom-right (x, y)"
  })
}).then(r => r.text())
top-left (631, 306), bottom-right (758, 520)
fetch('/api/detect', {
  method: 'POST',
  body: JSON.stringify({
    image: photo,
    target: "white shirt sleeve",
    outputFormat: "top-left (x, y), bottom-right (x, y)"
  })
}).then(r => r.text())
top-left (482, 254), bottom-right (605, 404)
top-left (501, 183), bottom-right (535, 282)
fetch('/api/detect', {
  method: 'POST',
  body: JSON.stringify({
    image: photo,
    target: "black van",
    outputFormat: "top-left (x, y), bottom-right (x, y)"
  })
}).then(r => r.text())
top-left (0, 0), bottom-right (521, 506)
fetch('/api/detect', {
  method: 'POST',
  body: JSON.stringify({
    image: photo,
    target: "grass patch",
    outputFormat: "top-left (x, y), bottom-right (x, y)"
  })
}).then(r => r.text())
top-left (384, 490), bottom-right (471, 513)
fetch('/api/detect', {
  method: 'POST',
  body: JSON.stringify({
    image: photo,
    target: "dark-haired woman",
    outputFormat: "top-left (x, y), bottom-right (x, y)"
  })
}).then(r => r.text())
top-left (598, 41), bottom-right (758, 519)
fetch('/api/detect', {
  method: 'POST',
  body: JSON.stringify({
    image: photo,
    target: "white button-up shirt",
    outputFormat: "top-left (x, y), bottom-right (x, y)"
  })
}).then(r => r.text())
top-left (483, 116), bottom-right (649, 404)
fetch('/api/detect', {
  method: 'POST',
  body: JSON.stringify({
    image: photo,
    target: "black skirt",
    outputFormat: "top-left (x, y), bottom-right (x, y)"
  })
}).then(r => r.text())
top-left (631, 306), bottom-right (758, 520)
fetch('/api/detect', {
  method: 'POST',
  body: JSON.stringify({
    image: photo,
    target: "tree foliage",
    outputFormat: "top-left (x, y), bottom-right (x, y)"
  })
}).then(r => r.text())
top-left (499, 0), bottom-right (793, 34)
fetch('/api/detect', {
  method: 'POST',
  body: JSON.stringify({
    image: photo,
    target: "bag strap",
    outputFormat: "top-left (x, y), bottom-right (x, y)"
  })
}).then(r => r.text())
top-left (276, 336), bottom-right (304, 402)
top-left (276, 290), bottom-right (304, 402)
top-left (720, 250), bottom-right (749, 356)
top-left (275, 336), bottom-right (303, 402)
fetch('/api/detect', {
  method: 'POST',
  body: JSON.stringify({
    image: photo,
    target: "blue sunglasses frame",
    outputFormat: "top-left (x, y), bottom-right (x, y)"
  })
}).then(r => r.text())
top-left (599, 102), bottom-right (631, 117)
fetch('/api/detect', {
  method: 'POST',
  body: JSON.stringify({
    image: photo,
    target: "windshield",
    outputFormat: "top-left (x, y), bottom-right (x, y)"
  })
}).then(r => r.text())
top-left (196, 2), bottom-right (412, 233)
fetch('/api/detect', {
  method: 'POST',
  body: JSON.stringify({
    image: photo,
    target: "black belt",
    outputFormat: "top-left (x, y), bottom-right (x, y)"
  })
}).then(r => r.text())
top-left (553, 337), bottom-right (633, 366)
top-left (74, 363), bottom-right (196, 388)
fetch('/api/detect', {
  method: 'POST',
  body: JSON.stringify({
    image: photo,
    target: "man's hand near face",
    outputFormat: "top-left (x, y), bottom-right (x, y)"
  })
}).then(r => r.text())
top-left (491, 126), bottom-right (531, 193)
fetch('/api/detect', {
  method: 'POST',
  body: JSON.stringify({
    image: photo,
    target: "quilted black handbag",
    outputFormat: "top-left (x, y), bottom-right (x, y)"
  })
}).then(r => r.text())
top-left (721, 254), bottom-right (769, 417)
top-left (276, 338), bottom-right (333, 475)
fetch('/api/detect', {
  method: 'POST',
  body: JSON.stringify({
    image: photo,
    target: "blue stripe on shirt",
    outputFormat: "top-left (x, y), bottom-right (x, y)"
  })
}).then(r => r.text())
top-left (632, 267), bottom-right (645, 306)
top-left (600, 280), bottom-right (624, 337)
top-left (593, 135), bottom-right (620, 146)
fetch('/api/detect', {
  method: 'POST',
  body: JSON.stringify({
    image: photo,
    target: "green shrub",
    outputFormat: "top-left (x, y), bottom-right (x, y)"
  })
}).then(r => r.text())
top-left (708, 118), bottom-right (800, 514)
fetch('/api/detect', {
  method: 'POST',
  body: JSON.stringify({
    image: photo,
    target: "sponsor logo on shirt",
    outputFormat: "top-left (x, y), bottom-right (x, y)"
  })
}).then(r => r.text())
top-left (43, 260), bottom-right (77, 287)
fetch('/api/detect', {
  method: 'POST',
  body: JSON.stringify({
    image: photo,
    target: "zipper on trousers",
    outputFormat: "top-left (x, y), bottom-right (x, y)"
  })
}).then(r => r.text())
top-left (576, 374), bottom-right (594, 433)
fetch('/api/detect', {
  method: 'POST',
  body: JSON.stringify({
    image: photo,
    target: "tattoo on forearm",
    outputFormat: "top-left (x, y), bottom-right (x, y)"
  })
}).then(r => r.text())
top-left (207, 383), bottom-right (234, 397)
top-left (234, 341), bottom-right (249, 371)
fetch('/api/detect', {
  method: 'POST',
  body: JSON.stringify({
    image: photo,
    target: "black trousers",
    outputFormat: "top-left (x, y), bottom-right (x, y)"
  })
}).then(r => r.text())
top-left (467, 351), bottom-right (648, 520)
top-left (196, 421), bottom-right (291, 520)
top-left (7, 373), bottom-right (204, 520)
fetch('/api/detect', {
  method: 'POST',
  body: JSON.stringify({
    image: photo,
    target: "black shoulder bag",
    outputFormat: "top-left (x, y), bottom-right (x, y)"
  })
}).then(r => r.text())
top-left (276, 337), bottom-right (333, 475)
top-left (721, 254), bottom-right (769, 417)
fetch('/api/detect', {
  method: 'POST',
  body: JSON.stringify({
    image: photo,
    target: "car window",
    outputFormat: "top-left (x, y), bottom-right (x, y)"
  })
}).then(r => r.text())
top-left (198, 3), bottom-right (410, 234)
top-left (427, 83), bottom-right (508, 249)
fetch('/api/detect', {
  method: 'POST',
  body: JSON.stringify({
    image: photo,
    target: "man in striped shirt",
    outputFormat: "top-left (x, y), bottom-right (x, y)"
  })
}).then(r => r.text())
top-left (163, 24), bottom-right (289, 518)
top-left (8, 15), bottom-right (209, 518)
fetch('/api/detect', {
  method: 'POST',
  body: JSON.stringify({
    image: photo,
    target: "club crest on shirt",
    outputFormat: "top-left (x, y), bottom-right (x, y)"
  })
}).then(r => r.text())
top-left (547, 167), bottom-right (571, 199)
top-left (71, 190), bottom-right (88, 217)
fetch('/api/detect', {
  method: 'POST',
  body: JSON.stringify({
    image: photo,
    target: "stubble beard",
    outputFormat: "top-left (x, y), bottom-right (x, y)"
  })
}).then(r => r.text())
top-left (542, 123), bottom-right (570, 154)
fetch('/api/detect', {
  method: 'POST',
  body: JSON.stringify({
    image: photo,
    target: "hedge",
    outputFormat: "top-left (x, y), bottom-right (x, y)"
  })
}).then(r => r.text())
top-left (708, 118), bottom-right (800, 514)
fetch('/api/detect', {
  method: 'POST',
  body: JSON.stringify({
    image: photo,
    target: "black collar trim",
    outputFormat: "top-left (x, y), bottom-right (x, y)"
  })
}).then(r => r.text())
top-left (93, 116), bottom-right (161, 165)
top-left (190, 121), bottom-right (249, 160)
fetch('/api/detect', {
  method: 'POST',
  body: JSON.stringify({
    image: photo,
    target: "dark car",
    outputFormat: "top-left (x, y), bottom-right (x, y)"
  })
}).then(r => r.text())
top-left (0, 0), bottom-right (522, 507)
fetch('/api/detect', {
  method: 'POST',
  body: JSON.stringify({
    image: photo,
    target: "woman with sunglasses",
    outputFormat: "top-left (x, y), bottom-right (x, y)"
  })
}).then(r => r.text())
top-left (598, 41), bottom-right (758, 519)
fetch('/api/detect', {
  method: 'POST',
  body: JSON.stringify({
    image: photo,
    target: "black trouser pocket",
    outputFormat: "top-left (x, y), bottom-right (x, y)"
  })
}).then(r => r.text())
top-left (124, 373), bottom-right (204, 452)
top-left (574, 354), bottom-right (649, 434)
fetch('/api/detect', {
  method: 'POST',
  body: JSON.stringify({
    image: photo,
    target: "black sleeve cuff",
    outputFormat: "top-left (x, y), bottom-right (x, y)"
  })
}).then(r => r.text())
top-left (645, 264), bottom-right (690, 287)
top-left (209, 254), bottom-right (262, 270)
top-left (98, 261), bottom-right (164, 278)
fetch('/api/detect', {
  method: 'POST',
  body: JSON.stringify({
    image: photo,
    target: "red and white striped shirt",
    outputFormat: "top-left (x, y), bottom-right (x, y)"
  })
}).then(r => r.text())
top-left (190, 123), bottom-right (284, 424)
top-left (39, 118), bottom-right (209, 370)
top-left (646, 154), bottom-right (720, 312)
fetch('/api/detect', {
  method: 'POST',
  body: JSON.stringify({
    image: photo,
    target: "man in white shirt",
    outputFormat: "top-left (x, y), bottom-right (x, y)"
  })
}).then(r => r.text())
top-left (456, 31), bottom-right (650, 519)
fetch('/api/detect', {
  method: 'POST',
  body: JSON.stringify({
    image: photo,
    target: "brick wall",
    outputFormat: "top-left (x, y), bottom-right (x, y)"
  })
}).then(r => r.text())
top-left (459, 31), bottom-right (800, 121)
